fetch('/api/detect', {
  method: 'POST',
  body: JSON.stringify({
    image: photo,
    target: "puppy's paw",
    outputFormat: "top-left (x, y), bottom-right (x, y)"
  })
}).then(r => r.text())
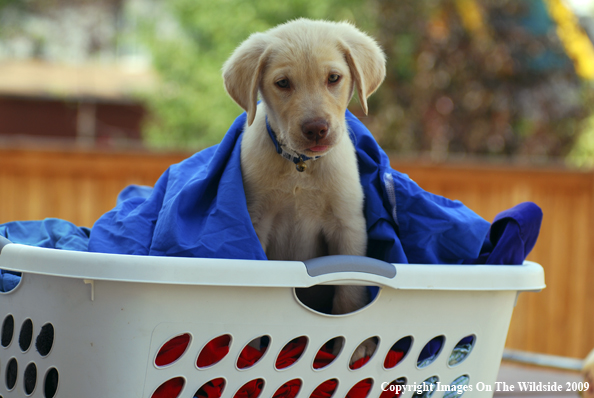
top-left (349, 337), bottom-right (377, 366)
top-left (332, 285), bottom-right (369, 315)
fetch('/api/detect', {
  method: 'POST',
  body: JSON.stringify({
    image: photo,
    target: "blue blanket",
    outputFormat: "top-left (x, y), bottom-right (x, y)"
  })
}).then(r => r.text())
top-left (0, 111), bottom-right (542, 291)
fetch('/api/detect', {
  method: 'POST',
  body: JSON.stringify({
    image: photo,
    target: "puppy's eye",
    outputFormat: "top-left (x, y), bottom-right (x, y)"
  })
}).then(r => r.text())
top-left (276, 79), bottom-right (290, 89)
top-left (328, 74), bottom-right (341, 84)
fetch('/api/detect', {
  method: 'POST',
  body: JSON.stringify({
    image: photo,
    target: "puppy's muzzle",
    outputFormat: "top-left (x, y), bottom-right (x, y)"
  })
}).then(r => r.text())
top-left (302, 119), bottom-right (329, 141)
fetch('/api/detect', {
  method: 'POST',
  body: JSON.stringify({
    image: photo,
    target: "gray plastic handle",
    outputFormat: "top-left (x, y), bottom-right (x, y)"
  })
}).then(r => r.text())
top-left (304, 255), bottom-right (396, 278)
top-left (0, 236), bottom-right (11, 254)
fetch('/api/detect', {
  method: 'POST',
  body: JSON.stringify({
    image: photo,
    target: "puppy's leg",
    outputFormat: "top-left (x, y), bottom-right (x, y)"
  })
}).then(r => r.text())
top-left (246, 197), bottom-right (276, 254)
top-left (326, 220), bottom-right (368, 314)
top-left (325, 218), bottom-right (377, 363)
top-left (331, 285), bottom-right (369, 315)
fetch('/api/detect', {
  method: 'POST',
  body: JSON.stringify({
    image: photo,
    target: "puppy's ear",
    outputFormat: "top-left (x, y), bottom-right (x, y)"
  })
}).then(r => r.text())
top-left (338, 24), bottom-right (386, 115)
top-left (222, 33), bottom-right (271, 126)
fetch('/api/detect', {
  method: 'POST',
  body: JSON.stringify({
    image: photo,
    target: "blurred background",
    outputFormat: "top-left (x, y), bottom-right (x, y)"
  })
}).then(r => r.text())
top-left (1, 0), bottom-right (594, 369)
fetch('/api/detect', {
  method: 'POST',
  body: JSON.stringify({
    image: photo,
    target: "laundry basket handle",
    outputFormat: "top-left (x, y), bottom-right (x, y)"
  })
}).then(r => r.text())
top-left (303, 255), bottom-right (396, 278)
top-left (0, 236), bottom-right (11, 254)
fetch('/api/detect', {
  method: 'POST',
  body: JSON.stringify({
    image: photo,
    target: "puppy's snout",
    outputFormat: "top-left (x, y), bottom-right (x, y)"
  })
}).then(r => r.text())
top-left (301, 119), bottom-right (329, 141)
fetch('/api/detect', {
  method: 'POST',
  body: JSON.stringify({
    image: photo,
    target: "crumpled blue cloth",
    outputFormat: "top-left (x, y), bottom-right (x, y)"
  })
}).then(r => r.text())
top-left (469, 201), bottom-right (543, 265)
top-left (0, 219), bottom-right (90, 251)
top-left (0, 219), bottom-right (90, 291)
top-left (0, 111), bottom-right (542, 292)
top-left (87, 110), bottom-right (493, 263)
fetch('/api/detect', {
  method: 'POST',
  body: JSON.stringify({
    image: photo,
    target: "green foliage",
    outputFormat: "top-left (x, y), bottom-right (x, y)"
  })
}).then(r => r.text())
top-left (567, 84), bottom-right (594, 167)
top-left (139, 0), bottom-right (377, 150)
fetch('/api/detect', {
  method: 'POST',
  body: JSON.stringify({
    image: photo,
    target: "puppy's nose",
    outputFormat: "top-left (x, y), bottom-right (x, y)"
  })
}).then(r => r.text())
top-left (301, 119), bottom-right (328, 141)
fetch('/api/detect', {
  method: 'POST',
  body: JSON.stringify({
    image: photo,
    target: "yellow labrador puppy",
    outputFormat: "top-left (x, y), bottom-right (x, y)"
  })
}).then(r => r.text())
top-left (223, 19), bottom-right (385, 359)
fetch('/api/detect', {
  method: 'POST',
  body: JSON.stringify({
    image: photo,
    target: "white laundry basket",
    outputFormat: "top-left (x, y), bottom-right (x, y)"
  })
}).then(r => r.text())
top-left (0, 240), bottom-right (545, 398)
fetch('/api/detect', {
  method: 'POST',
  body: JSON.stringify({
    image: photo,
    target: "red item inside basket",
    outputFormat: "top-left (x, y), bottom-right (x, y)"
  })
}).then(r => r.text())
top-left (153, 337), bottom-right (405, 398)
top-left (197, 335), bottom-right (231, 368)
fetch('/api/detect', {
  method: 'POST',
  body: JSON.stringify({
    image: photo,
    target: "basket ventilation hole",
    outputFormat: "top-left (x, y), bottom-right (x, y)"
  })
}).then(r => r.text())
top-left (443, 375), bottom-right (470, 398)
top-left (151, 377), bottom-right (185, 398)
top-left (1, 315), bottom-right (14, 347)
top-left (417, 335), bottom-right (445, 368)
top-left (197, 334), bottom-right (232, 368)
top-left (347, 378), bottom-right (374, 398)
top-left (448, 335), bottom-right (475, 366)
top-left (5, 358), bottom-right (17, 391)
top-left (235, 379), bottom-right (264, 398)
top-left (310, 379), bottom-right (338, 398)
top-left (155, 334), bottom-right (191, 367)
top-left (19, 319), bottom-right (33, 352)
top-left (275, 336), bottom-right (308, 370)
top-left (313, 337), bottom-right (344, 369)
top-left (379, 378), bottom-right (407, 398)
top-left (24, 362), bottom-right (37, 396)
top-left (237, 335), bottom-right (270, 370)
top-left (194, 378), bottom-right (225, 398)
top-left (384, 336), bottom-right (412, 369)
top-left (36, 323), bottom-right (55, 357)
top-left (349, 336), bottom-right (379, 370)
top-left (44, 368), bottom-right (59, 398)
top-left (412, 376), bottom-right (439, 398)
top-left (273, 379), bottom-right (302, 397)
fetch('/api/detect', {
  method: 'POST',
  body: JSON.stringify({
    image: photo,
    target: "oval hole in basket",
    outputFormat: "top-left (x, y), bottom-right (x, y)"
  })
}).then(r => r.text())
top-left (384, 336), bottom-right (413, 369)
top-left (273, 379), bottom-right (302, 397)
top-left (310, 379), bottom-right (338, 398)
top-left (19, 319), bottom-right (33, 352)
top-left (379, 377), bottom-right (407, 398)
top-left (347, 378), bottom-right (373, 398)
top-left (24, 362), bottom-right (37, 396)
top-left (349, 336), bottom-right (379, 370)
top-left (313, 337), bottom-right (344, 369)
top-left (151, 377), bottom-right (185, 398)
top-left (194, 378), bottom-right (225, 398)
top-left (443, 375), bottom-right (470, 398)
top-left (412, 376), bottom-right (439, 398)
top-left (294, 286), bottom-right (379, 315)
top-left (197, 334), bottom-right (232, 368)
top-left (237, 335), bottom-right (270, 370)
top-left (5, 358), bottom-right (17, 391)
top-left (275, 336), bottom-right (308, 370)
top-left (43, 368), bottom-right (59, 398)
top-left (36, 323), bottom-right (55, 357)
top-left (1, 315), bottom-right (14, 347)
top-left (448, 335), bottom-right (476, 366)
top-left (155, 333), bottom-right (191, 367)
top-left (417, 335), bottom-right (445, 368)
top-left (235, 378), bottom-right (264, 398)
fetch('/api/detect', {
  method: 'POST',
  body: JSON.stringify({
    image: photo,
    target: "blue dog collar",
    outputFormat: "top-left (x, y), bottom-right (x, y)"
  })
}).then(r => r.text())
top-left (265, 116), bottom-right (320, 172)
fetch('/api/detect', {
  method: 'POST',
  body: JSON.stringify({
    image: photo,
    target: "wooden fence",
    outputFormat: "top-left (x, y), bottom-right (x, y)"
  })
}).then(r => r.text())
top-left (1, 146), bottom-right (593, 360)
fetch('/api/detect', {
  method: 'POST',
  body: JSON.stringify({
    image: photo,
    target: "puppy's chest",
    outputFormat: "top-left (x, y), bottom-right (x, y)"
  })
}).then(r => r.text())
top-left (257, 180), bottom-right (329, 223)
top-left (248, 179), bottom-right (333, 260)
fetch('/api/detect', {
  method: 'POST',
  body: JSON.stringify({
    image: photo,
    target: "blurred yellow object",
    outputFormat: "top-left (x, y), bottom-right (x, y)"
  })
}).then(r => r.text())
top-left (544, 0), bottom-right (594, 80)
top-left (455, 0), bottom-right (487, 35)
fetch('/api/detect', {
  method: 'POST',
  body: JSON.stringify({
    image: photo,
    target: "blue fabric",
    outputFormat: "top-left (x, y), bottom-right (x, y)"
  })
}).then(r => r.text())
top-left (466, 202), bottom-right (543, 265)
top-left (88, 110), bottom-right (492, 263)
top-left (0, 111), bottom-right (543, 292)
top-left (0, 219), bottom-right (90, 251)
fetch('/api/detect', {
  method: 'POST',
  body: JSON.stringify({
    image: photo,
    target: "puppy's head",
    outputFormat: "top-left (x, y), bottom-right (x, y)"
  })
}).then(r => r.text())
top-left (222, 19), bottom-right (386, 157)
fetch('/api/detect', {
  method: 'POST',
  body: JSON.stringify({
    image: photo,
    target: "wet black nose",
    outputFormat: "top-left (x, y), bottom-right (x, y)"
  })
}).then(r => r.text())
top-left (301, 119), bottom-right (328, 141)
